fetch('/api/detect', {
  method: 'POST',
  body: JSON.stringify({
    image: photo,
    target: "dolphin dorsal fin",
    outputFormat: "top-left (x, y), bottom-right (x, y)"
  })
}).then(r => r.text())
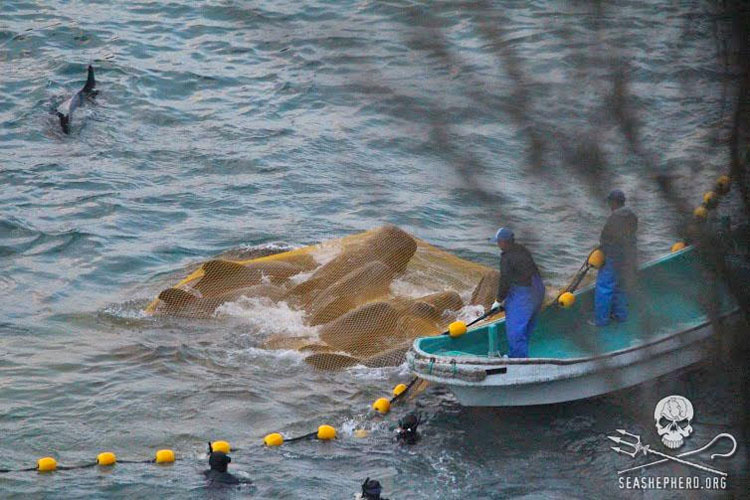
top-left (56, 112), bottom-right (70, 134)
top-left (82, 65), bottom-right (96, 94)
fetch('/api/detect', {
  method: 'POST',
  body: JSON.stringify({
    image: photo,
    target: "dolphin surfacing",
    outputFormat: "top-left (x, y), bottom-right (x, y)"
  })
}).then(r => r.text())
top-left (56, 65), bottom-right (96, 134)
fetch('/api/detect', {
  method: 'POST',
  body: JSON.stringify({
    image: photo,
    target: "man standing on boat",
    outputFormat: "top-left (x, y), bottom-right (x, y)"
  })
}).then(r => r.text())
top-left (593, 189), bottom-right (638, 326)
top-left (490, 227), bottom-right (545, 358)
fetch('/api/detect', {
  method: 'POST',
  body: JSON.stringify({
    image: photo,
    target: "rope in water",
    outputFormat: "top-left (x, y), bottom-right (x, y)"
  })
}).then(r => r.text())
top-left (0, 378), bottom-right (420, 473)
top-left (0, 453), bottom-right (178, 473)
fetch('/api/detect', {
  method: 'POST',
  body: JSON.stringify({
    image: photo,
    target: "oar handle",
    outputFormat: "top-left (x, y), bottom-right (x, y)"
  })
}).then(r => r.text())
top-left (390, 376), bottom-right (419, 403)
top-left (469, 307), bottom-right (502, 326)
top-left (440, 308), bottom-right (500, 336)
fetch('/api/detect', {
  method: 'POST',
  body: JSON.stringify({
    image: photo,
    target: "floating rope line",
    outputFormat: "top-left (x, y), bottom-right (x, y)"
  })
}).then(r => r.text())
top-left (0, 466), bottom-right (37, 473)
top-left (263, 376), bottom-right (421, 447)
top-left (282, 431), bottom-right (319, 443)
top-left (0, 450), bottom-right (178, 474)
top-left (0, 373), bottom-right (422, 472)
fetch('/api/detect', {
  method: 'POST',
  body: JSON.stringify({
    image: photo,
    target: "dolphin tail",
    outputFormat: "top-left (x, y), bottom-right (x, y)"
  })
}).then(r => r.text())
top-left (56, 111), bottom-right (70, 134)
top-left (82, 65), bottom-right (96, 94)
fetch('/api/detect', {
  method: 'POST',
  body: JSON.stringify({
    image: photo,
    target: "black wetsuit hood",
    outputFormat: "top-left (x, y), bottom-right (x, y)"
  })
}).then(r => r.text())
top-left (204, 451), bottom-right (241, 487)
top-left (209, 451), bottom-right (230, 473)
top-left (396, 413), bottom-right (421, 445)
top-left (361, 477), bottom-right (389, 500)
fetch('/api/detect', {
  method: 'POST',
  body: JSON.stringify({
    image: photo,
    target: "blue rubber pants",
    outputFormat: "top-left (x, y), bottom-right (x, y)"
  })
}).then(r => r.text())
top-left (594, 259), bottom-right (628, 326)
top-left (505, 274), bottom-right (545, 358)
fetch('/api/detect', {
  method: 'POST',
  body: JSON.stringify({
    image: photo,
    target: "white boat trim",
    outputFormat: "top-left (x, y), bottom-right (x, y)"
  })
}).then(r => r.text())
top-left (407, 310), bottom-right (740, 406)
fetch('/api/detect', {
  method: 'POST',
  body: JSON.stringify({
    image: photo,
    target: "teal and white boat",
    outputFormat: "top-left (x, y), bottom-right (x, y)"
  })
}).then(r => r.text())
top-left (407, 247), bottom-right (740, 406)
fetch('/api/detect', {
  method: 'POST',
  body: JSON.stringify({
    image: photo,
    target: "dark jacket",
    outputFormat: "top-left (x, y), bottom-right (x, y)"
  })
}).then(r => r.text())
top-left (204, 452), bottom-right (246, 488)
top-left (204, 469), bottom-right (240, 487)
top-left (496, 242), bottom-right (541, 302)
top-left (600, 206), bottom-right (638, 266)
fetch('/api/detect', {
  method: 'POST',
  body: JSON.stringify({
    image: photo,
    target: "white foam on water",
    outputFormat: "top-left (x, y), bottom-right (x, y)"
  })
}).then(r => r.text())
top-left (102, 300), bottom-right (152, 320)
top-left (339, 417), bottom-right (360, 436)
top-left (308, 239), bottom-right (343, 266)
top-left (347, 365), bottom-right (391, 380)
top-left (457, 289), bottom-right (474, 304)
top-left (287, 240), bottom-right (344, 284)
top-left (214, 296), bottom-right (318, 337)
top-left (226, 346), bottom-right (306, 364)
top-left (347, 361), bottom-right (410, 379)
top-left (289, 268), bottom-right (315, 284)
top-left (239, 241), bottom-right (296, 252)
top-left (389, 277), bottom-right (445, 299)
top-left (455, 304), bottom-right (487, 323)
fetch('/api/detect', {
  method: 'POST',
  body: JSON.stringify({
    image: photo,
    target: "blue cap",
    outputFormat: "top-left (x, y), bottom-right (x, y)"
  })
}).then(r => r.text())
top-left (607, 189), bottom-right (626, 204)
top-left (489, 227), bottom-right (514, 243)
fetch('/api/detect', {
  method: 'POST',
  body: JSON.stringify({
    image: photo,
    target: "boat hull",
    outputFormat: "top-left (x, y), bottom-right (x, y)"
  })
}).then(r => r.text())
top-left (408, 313), bottom-right (739, 406)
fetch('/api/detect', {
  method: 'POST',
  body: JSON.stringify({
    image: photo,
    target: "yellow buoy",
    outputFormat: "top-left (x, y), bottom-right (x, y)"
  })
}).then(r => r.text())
top-left (716, 175), bottom-right (731, 193)
top-left (37, 457), bottom-right (57, 472)
top-left (448, 321), bottom-right (467, 338)
top-left (392, 383), bottom-right (408, 397)
top-left (354, 429), bottom-right (369, 438)
top-left (703, 191), bottom-right (716, 204)
top-left (588, 249), bottom-right (605, 269)
top-left (97, 452), bottom-right (117, 466)
top-left (372, 397), bottom-right (391, 414)
top-left (693, 206), bottom-right (708, 219)
top-left (317, 425), bottom-right (337, 441)
top-left (671, 242), bottom-right (686, 252)
top-left (210, 440), bottom-right (230, 454)
top-left (557, 292), bottom-right (575, 308)
top-left (155, 449), bottom-right (175, 464)
top-left (263, 433), bottom-right (284, 447)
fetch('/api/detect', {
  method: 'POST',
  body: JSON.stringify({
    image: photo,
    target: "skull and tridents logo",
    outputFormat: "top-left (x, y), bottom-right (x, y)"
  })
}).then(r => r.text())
top-left (654, 395), bottom-right (693, 449)
top-left (607, 395), bottom-right (737, 477)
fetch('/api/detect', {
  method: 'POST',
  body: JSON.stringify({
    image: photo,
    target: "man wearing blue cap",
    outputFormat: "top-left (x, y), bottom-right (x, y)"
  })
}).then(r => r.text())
top-left (490, 227), bottom-right (545, 358)
top-left (593, 189), bottom-right (638, 326)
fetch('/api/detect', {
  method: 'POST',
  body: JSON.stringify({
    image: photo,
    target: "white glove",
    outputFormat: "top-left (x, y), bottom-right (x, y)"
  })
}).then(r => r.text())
top-left (491, 300), bottom-right (502, 312)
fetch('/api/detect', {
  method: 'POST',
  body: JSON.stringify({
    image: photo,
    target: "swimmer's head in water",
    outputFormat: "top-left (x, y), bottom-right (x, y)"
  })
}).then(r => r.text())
top-left (361, 477), bottom-right (384, 500)
top-left (209, 451), bottom-right (231, 473)
top-left (396, 413), bottom-right (421, 445)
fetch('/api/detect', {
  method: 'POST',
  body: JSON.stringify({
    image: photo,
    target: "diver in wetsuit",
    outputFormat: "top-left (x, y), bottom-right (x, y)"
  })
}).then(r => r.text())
top-left (490, 227), bottom-right (545, 358)
top-left (396, 413), bottom-right (421, 445)
top-left (204, 449), bottom-right (250, 488)
top-left (593, 189), bottom-right (638, 326)
top-left (358, 478), bottom-right (389, 500)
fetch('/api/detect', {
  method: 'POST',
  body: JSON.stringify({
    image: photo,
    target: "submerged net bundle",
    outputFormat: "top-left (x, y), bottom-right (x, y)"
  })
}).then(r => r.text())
top-left (146, 225), bottom-right (501, 370)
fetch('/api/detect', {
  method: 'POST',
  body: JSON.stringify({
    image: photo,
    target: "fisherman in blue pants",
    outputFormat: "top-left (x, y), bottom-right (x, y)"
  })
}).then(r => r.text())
top-left (490, 227), bottom-right (545, 358)
top-left (593, 190), bottom-right (638, 326)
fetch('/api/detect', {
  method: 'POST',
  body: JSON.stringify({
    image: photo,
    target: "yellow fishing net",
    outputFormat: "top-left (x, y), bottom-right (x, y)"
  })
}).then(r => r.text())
top-left (146, 225), bottom-right (501, 370)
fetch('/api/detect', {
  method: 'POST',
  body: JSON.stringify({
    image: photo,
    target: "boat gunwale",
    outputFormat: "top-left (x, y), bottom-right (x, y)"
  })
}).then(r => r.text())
top-left (410, 308), bottom-right (739, 368)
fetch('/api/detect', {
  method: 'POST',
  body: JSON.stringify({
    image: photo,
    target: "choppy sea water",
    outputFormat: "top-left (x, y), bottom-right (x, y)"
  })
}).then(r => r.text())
top-left (1, 0), bottom-right (747, 497)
